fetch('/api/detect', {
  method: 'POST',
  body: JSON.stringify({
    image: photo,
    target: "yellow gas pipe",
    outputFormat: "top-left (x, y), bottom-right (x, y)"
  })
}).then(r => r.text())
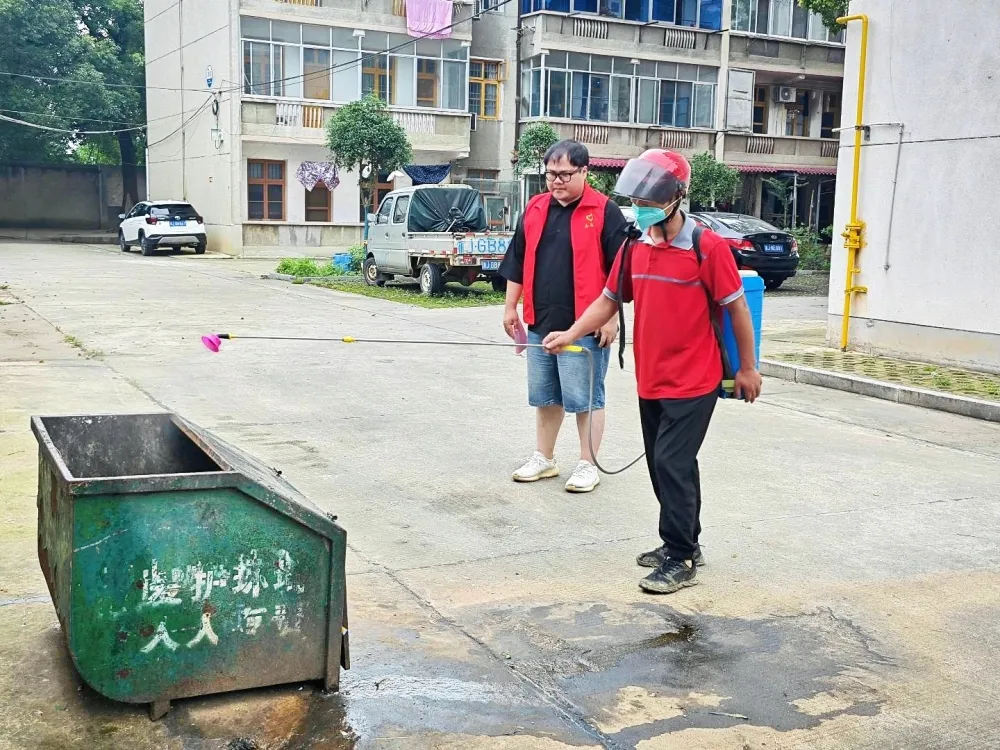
top-left (837, 13), bottom-right (869, 351)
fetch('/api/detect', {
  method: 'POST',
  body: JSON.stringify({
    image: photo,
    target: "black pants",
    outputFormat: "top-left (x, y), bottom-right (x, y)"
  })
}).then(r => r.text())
top-left (638, 392), bottom-right (717, 561)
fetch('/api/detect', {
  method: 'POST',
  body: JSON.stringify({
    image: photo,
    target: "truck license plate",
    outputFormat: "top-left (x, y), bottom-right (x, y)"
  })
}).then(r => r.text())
top-left (481, 260), bottom-right (501, 271)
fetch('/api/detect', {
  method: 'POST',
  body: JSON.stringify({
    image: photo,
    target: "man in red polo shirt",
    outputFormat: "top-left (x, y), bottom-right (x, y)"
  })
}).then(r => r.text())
top-left (544, 149), bottom-right (762, 594)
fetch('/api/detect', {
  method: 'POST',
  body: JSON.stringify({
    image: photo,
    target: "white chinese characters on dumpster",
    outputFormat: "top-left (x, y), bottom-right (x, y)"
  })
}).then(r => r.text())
top-left (140, 549), bottom-right (305, 608)
top-left (136, 549), bottom-right (307, 654)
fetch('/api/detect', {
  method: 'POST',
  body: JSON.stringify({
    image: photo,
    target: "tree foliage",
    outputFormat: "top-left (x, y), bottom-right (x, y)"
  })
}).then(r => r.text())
top-left (326, 95), bottom-right (412, 212)
top-left (0, 0), bottom-right (146, 207)
top-left (514, 123), bottom-right (558, 176)
top-left (688, 152), bottom-right (741, 210)
top-left (797, 0), bottom-right (848, 32)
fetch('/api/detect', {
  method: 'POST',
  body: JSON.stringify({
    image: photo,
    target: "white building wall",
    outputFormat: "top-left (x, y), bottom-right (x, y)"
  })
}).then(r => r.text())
top-left (828, 0), bottom-right (1000, 371)
top-left (239, 143), bottom-right (362, 224)
top-left (145, 0), bottom-right (242, 254)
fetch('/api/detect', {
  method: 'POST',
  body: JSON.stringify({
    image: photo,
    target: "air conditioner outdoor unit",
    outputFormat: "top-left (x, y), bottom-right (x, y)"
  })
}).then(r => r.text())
top-left (774, 86), bottom-right (797, 103)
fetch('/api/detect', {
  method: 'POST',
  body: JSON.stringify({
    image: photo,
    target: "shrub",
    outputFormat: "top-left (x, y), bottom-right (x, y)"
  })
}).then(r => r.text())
top-left (347, 244), bottom-right (366, 274)
top-left (789, 228), bottom-right (831, 271)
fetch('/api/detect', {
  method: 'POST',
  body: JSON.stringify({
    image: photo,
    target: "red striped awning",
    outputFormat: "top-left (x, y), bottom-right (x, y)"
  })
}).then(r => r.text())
top-left (732, 164), bottom-right (838, 176)
top-left (589, 157), bottom-right (628, 169)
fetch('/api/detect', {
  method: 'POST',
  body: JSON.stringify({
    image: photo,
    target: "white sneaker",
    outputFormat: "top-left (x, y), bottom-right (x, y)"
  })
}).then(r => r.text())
top-left (565, 460), bottom-right (600, 493)
top-left (512, 451), bottom-right (559, 482)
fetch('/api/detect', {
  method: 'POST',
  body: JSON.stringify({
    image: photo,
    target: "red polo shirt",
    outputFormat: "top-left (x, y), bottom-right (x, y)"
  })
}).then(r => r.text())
top-left (605, 216), bottom-right (744, 400)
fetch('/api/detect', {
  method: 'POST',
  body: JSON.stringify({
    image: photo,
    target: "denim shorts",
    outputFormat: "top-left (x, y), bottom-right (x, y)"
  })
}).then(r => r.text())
top-left (526, 330), bottom-right (611, 414)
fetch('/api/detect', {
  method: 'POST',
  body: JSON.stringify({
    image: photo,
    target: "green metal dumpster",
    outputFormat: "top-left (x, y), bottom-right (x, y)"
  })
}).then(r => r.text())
top-left (32, 412), bottom-right (349, 720)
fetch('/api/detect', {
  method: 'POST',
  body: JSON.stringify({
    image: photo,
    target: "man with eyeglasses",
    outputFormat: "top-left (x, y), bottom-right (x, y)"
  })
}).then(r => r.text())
top-left (499, 140), bottom-right (629, 493)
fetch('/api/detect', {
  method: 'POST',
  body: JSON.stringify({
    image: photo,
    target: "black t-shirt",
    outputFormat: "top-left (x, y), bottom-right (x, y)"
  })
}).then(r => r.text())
top-left (499, 197), bottom-right (629, 336)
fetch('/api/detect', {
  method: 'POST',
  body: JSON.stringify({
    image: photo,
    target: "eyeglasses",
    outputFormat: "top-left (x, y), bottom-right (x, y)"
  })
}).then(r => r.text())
top-left (544, 169), bottom-right (581, 184)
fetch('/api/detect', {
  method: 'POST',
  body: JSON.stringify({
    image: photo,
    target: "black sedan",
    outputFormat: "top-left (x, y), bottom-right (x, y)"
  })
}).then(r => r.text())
top-left (691, 213), bottom-right (800, 290)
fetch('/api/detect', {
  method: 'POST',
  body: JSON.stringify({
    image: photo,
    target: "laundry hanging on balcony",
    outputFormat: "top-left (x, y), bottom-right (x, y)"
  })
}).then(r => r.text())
top-left (403, 164), bottom-right (452, 185)
top-left (295, 161), bottom-right (340, 191)
top-left (405, 0), bottom-right (453, 39)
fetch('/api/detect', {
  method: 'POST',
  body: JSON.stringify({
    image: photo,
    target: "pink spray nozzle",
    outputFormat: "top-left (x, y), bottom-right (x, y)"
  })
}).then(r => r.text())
top-left (513, 321), bottom-right (528, 356)
top-left (201, 334), bottom-right (222, 353)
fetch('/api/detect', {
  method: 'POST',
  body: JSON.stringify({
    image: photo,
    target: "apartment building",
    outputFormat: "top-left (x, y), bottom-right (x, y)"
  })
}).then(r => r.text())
top-left (516, 0), bottom-right (845, 229)
top-left (144, 0), bottom-right (518, 256)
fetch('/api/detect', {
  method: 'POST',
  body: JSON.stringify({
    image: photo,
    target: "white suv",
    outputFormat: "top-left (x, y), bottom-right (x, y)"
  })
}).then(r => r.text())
top-left (118, 201), bottom-right (207, 256)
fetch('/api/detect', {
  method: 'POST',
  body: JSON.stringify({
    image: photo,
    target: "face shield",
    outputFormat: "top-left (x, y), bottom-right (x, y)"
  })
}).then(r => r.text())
top-left (613, 158), bottom-right (686, 205)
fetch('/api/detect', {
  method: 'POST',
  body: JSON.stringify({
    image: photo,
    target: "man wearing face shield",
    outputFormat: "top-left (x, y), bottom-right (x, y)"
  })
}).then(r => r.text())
top-left (543, 149), bottom-right (762, 595)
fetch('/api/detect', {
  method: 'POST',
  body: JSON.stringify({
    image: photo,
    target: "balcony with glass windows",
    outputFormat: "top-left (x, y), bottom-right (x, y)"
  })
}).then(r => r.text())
top-left (729, 0), bottom-right (845, 76)
top-left (240, 20), bottom-right (472, 157)
top-left (519, 0), bottom-right (723, 66)
top-left (723, 74), bottom-right (842, 173)
top-left (519, 53), bottom-right (717, 160)
top-left (240, 0), bottom-right (473, 45)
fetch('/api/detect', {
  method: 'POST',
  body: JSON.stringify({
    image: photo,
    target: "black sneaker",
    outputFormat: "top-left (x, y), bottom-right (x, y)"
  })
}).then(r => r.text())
top-left (639, 558), bottom-right (698, 594)
top-left (636, 544), bottom-right (705, 569)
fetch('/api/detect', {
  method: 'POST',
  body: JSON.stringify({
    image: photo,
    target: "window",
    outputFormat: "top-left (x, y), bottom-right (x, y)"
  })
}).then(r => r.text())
top-left (466, 169), bottom-right (500, 192)
top-left (247, 160), bottom-right (285, 221)
top-left (469, 61), bottom-right (502, 119)
top-left (753, 85), bottom-right (768, 133)
top-left (240, 20), bottom-right (468, 110)
top-left (151, 203), bottom-right (199, 219)
top-left (305, 186), bottom-right (331, 222)
top-left (392, 195), bottom-right (410, 223)
top-left (417, 59), bottom-right (440, 107)
top-left (363, 55), bottom-right (396, 103)
top-left (547, 0), bottom-right (719, 26)
top-left (525, 53), bottom-right (715, 129)
top-left (362, 172), bottom-right (395, 220)
top-left (821, 91), bottom-right (841, 139)
top-left (784, 89), bottom-right (810, 137)
top-left (731, 0), bottom-right (845, 42)
top-left (303, 48), bottom-right (331, 100)
top-left (376, 197), bottom-right (394, 224)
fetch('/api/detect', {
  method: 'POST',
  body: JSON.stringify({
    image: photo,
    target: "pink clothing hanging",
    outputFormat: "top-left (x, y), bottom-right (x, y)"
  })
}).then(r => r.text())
top-left (406, 0), bottom-right (453, 39)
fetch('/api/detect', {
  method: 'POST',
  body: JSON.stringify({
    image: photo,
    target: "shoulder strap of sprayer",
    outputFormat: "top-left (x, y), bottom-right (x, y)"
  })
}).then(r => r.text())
top-left (616, 227), bottom-right (643, 370)
top-left (692, 227), bottom-right (736, 394)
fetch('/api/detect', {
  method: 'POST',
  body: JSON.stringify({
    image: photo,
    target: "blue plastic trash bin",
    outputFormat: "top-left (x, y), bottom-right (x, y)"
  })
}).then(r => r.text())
top-left (332, 253), bottom-right (352, 273)
top-left (722, 270), bottom-right (764, 372)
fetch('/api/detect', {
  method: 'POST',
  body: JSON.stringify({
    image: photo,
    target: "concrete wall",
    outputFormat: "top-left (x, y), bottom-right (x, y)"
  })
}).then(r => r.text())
top-left (828, 0), bottom-right (1000, 372)
top-left (0, 163), bottom-right (146, 229)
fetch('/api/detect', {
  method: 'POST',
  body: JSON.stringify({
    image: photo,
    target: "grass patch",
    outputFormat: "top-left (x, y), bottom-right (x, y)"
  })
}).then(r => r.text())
top-left (63, 334), bottom-right (103, 359)
top-left (313, 279), bottom-right (506, 308)
top-left (276, 258), bottom-right (344, 277)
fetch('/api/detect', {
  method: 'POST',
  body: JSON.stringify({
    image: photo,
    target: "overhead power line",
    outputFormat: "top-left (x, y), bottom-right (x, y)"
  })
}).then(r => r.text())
top-left (0, 0), bottom-right (512, 96)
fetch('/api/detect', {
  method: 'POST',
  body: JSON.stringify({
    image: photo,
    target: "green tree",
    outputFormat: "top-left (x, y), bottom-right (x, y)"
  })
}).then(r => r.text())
top-left (763, 176), bottom-right (795, 227)
top-left (0, 0), bottom-right (86, 162)
top-left (798, 0), bottom-right (848, 32)
top-left (0, 0), bottom-right (146, 208)
top-left (326, 95), bottom-right (412, 218)
top-left (72, 0), bottom-right (147, 208)
top-left (514, 123), bottom-right (558, 176)
top-left (688, 152), bottom-right (741, 210)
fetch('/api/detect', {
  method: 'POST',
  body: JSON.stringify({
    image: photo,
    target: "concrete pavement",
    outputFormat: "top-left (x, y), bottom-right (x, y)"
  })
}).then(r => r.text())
top-left (2, 242), bottom-right (1000, 749)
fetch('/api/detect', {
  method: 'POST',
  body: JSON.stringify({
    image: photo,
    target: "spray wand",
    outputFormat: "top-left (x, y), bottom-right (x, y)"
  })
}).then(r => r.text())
top-left (200, 333), bottom-right (646, 476)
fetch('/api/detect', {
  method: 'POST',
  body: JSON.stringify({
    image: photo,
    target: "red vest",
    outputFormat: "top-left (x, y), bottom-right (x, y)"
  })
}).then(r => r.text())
top-left (521, 185), bottom-right (609, 326)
